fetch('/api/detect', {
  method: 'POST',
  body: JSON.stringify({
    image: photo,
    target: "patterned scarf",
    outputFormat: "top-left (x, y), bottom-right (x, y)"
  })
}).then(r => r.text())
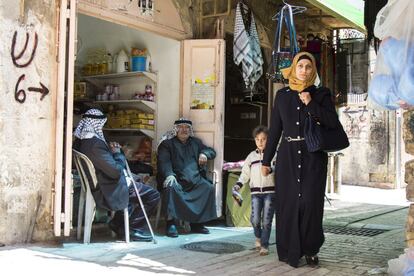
top-left (281, 52), bottom-right (317, 92)
top-left (233, 1), bottom-right (264, 89)
top-left (157, 117), bottom-right (194, 148)
top-left (74, 109), bottom-right (107, 142)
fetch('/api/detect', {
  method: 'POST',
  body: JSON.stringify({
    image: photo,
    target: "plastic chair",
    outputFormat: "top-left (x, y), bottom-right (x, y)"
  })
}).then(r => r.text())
top-left (72, 149), bottom-right (129, 243)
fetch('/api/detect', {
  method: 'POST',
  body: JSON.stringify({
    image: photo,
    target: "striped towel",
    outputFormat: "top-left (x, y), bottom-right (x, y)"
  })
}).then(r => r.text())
top-left (249, 15), bottom-right (264, 89)
top-left (233, 2), bottom-right (263, 89)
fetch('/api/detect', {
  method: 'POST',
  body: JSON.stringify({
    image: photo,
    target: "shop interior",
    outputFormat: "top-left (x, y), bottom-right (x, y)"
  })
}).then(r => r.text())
top-left (73, 13), bottom-right (181, 171)
top-left (71, 13), bottom-right (181, 223)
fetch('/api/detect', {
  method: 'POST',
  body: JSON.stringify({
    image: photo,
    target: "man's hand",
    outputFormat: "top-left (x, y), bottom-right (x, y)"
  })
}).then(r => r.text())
top-left (163, 175), bottom-right (178, 188)
top-left (198, 153), bottom-right (208, 166)
top-left (109, 142), bottom-right (121, 154)
top-left (261, 165), bottom-right (271, 176)
top-left (232, 185), bottom-right (241, 192)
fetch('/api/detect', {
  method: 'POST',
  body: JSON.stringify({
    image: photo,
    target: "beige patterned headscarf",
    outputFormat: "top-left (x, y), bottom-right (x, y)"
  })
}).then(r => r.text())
top-left (281, 52), bottom-right (317, 92)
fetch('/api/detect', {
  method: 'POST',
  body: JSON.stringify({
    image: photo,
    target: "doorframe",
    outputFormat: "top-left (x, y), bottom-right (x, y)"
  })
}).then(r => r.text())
top-left (54, 0), bottom-right (77, 237)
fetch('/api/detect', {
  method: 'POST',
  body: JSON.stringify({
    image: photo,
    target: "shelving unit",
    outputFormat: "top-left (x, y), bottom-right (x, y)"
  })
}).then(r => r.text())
top-left (82, 71), bottom-right (157, 142)
top-left (94, 99), bottom-right (155, 113)
top-left (84, 71), bottom-right (157, 88)
top-left (103, 128), bottom-right (155, 139)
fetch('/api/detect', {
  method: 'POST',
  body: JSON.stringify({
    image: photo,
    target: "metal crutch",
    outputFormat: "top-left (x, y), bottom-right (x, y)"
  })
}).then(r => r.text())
top-left (123, 162), bottom-right (157, 244)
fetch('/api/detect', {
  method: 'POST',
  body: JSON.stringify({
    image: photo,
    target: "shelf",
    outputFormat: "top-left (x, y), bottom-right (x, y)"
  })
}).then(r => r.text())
top-left (84, 71), bottom-right (157, 83)
top-left (103, 128), bottom-right (155, 139)
top-left (95, 99), bottom-right (155, 113)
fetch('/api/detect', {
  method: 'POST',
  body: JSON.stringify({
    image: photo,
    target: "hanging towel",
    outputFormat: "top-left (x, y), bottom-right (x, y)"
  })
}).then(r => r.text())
top-left (233, 2), bottom-right (263, 89)
top-left (249, 15), bottom-right (264, 89)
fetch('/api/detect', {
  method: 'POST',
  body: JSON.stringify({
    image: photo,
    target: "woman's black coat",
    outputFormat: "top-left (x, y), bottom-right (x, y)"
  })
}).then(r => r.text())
top-left (263, 85), bottom-right (340, 267)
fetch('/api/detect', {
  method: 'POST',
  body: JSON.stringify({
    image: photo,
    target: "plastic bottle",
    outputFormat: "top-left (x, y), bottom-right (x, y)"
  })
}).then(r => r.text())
top-left (116, 49), bottom-right (129, 73)
top-left (107, 53), bottom-right (113, 73)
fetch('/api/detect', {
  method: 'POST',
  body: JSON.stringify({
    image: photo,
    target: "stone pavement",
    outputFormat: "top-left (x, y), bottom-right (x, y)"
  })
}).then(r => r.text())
top-left (0, 188), bottom-right (410, 276)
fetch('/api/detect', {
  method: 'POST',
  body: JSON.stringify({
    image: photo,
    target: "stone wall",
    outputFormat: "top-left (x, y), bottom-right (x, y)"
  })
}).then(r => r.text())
top-left (0, 0), bottom-right (57, 244)
top-left (404, 111), bottom-right (414, 245)
top-left (340, 107), bottom-right (396, 188)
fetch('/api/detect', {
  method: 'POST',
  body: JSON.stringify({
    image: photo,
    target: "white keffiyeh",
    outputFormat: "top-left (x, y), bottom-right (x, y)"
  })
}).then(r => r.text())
top-left (157, 117), bottom-right (194, 148)
top-left (74, 109), bottom-right (107, 142)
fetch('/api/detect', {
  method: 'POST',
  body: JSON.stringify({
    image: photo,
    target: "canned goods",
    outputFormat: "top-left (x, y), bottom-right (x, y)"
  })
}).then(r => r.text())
top-left (104, 84), bottom-right (113, 94)
top-left (113, 85), bottom-right (120, 99)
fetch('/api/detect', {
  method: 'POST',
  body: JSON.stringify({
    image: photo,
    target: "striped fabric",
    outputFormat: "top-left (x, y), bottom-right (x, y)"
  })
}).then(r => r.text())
top-left (235, 149), bottom-right (275, 195)
top-left (233, 2), bottom-right (263, 90)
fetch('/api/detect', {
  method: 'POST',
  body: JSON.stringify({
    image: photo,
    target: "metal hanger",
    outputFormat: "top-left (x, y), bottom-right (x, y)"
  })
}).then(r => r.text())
top-left (272, 0), bottom-right (307, 20)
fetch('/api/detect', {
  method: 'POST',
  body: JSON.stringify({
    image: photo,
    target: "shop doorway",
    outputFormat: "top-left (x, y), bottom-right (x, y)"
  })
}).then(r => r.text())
top-left (54, 1), bottom-right (225, 237)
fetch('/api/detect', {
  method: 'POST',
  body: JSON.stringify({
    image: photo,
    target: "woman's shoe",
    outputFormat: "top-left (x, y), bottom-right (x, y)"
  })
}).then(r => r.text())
top-left (305, 255), bottom-right (319, 266)
top-left (279, 257), bottom-right (288, 263)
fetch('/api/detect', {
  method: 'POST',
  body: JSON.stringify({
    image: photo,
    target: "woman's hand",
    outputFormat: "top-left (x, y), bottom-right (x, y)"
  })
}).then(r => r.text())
top-left (299, 92), bottom-right (312, 105)
top-left (261, 165), bottom-right (271, 176)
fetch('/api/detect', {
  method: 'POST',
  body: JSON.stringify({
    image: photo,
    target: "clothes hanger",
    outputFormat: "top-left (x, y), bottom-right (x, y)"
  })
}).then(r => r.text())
top-left (272, 0), bottom-right (307, 20)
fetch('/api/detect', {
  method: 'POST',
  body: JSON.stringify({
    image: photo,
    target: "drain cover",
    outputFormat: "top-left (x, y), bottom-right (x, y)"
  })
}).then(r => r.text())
top-left (181, 241), bottom-right (245, 254)
top-left (324, 226), bottom-right (388, 237)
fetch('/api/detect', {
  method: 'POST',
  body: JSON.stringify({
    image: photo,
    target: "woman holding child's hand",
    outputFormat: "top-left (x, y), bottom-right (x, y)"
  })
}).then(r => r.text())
top-left (262, 52), bottom-right (338, 268)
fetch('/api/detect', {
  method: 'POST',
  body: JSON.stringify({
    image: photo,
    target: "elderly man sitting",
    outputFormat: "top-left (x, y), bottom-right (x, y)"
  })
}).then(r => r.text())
top-left (157, 118), bottom-right (217, 237)
top-left (73, 109), bottom-right (160, 241)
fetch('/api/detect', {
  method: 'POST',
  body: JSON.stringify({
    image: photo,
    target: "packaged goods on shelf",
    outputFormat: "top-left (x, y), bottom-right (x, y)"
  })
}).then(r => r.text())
top-left (74, 82), bottom-right (87, 99)
top-left (131, 119), bottom-right (154, 125)
top-left (125, 109), bottom-right (136, 115)
top-left (106, 116), bottom-right (123, 128)
top-left (130, 124), bottom-right (154, 130)
top-left (143, 125), bottom-right (155, 130)
top-left (138, 113), bottom-right (154, 119)
top-left (140, 119), bottom-right (155, 125)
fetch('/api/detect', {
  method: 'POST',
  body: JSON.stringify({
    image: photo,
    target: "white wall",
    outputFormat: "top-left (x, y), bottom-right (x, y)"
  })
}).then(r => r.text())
top-left (77, 14), bottom-right (181, 142)
top-left (0, 0), bottom-right (57, 243)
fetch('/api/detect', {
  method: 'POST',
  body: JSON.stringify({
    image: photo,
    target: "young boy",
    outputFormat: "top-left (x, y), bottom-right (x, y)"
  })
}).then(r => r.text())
top-left (233, 125), bottom-right (275, 256)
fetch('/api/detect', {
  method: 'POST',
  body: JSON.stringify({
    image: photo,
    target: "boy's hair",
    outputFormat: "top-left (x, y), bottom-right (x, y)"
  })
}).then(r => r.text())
top-left (252, 125), bottom-right (269, 138)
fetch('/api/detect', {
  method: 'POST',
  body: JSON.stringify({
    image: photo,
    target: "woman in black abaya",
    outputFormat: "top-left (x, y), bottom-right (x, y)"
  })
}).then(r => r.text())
top-left (262, 52), bottom-right (340, 267)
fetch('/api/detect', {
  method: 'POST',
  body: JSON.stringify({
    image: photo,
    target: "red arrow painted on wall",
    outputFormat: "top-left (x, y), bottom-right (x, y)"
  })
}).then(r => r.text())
top-left (28, 82), bottom-right (49, 100)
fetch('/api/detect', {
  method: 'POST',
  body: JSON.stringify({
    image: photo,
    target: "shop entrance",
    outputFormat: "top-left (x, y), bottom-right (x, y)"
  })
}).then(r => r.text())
top-left (54, 1), bottom-right (225, 237)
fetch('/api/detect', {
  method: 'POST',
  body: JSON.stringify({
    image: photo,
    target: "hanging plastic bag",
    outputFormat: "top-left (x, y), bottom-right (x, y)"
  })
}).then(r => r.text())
top-left (368, 0), bottom-right (414, 110)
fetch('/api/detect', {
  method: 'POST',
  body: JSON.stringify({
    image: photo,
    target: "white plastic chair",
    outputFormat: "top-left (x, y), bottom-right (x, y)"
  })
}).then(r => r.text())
top-left (73, 149), bottom-right (129, 243)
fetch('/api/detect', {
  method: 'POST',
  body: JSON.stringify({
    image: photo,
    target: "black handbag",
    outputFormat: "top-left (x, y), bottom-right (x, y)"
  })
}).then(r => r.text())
top-left (304, 113), bottom-right (350, 153)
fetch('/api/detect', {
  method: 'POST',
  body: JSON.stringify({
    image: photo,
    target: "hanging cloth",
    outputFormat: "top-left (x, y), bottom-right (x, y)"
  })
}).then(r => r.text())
top-left (233, 2), bottom-right (264, 89)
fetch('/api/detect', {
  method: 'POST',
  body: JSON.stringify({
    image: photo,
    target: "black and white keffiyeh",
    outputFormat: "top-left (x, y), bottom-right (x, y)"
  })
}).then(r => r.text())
top-left (74, 109), bottom-right (107, 142)
top-left (157, 117), bottom-right (194, 148)
top-left (233, 1), bottom-right (263, 90)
